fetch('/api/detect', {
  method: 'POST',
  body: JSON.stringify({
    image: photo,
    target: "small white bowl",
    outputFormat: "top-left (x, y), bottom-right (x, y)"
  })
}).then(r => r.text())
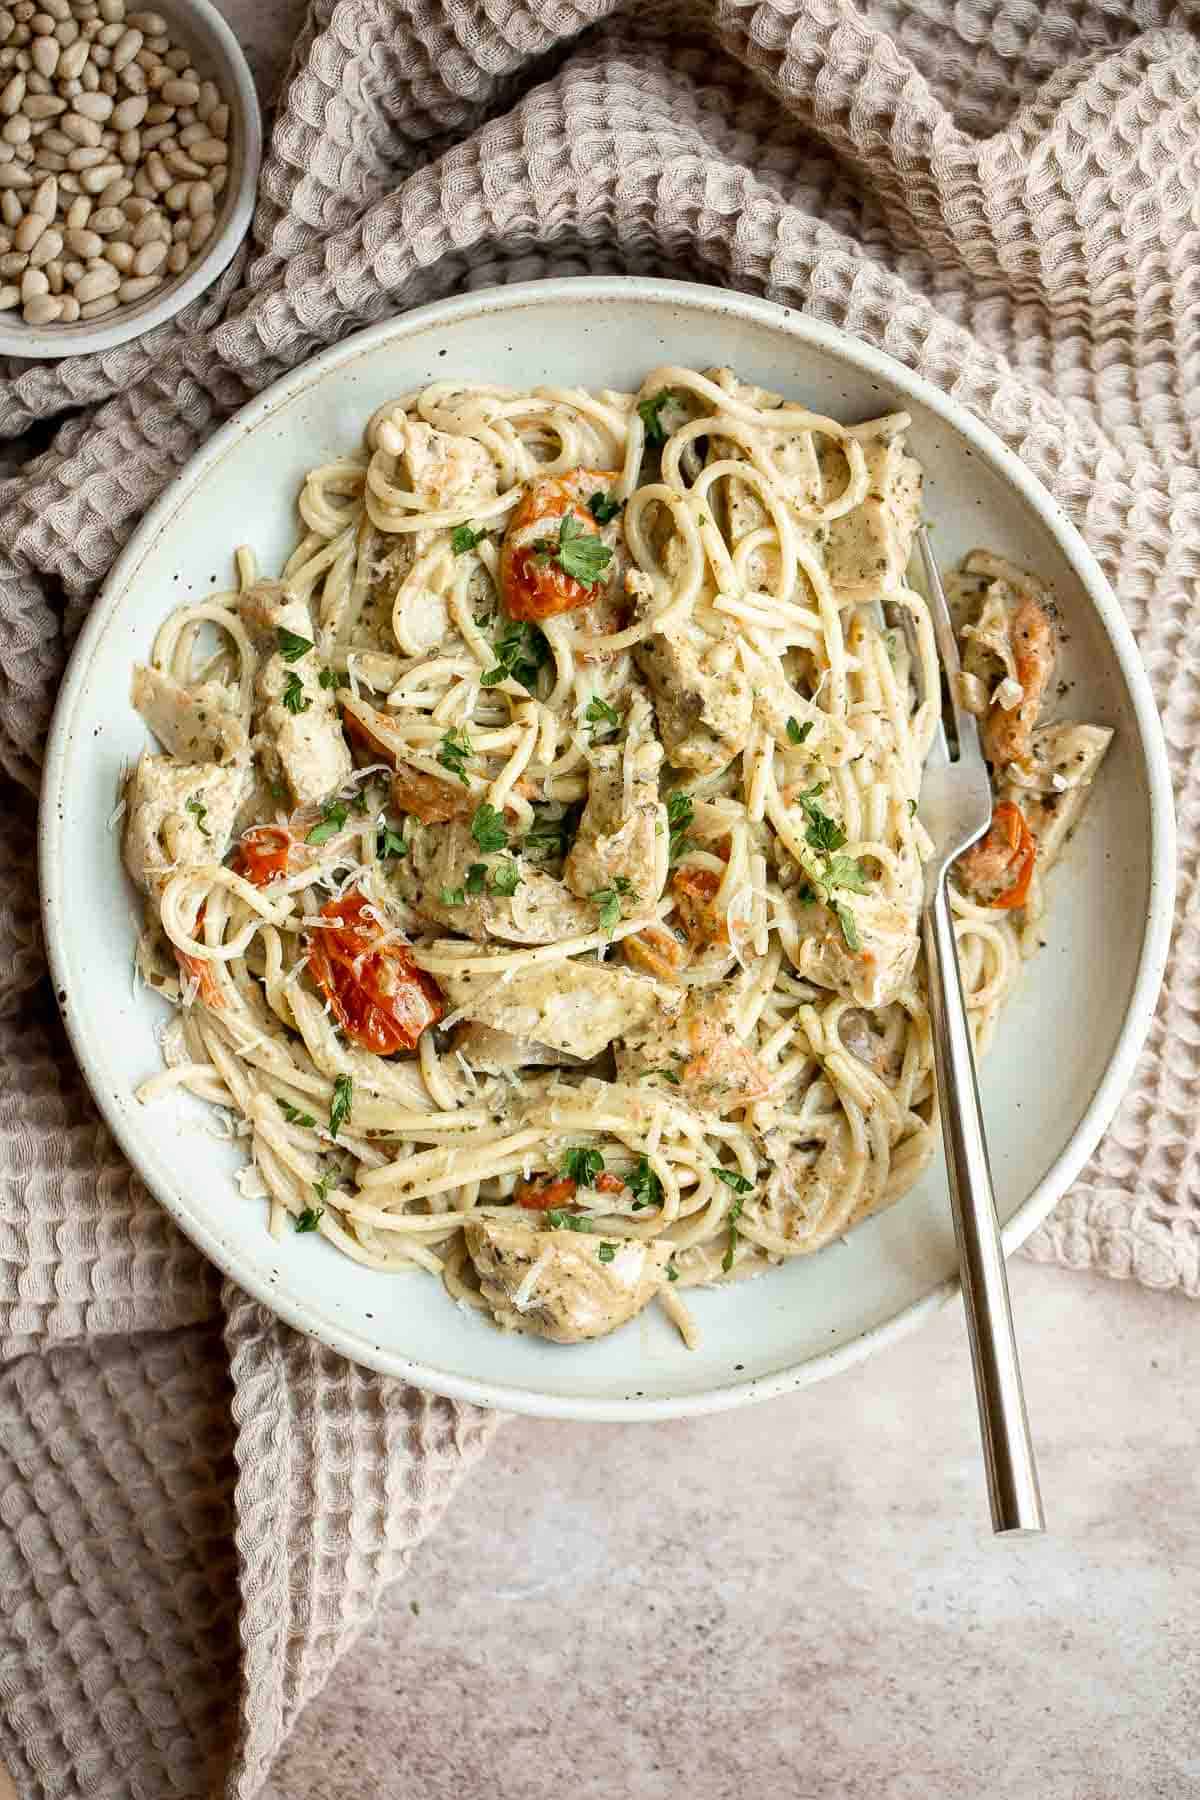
top-left (0, 0), bottom-right (261, 360)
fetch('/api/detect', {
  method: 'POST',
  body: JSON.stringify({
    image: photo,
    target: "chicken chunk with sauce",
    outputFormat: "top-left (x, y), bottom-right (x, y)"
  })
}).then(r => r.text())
top-left (122, 753), bottom-right (249, 896)
top-left (465, 1218), bottom-right (673, 1343)
top-left (615, 984), bottom-right (771, 1115)
top-left (131, 664), bottom-right (248, 768)
top-left (438, 954), bottom-right (667, 1060)
top-left (239, 582), bottom-right (352, 808)
top-left (563, 695), bottom-right (666, 905)
top-left (389, 821), bottom-right (596, 945)
top-left (632, 603), bottom-right (752, 775)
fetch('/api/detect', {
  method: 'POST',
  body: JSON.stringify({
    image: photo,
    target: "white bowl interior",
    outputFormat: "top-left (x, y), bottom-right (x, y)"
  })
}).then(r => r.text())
top-left (40, 281), bottom-right (1173, 1417)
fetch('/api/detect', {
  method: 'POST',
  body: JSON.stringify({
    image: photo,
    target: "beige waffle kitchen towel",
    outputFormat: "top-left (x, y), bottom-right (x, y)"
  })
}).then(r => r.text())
top-left (2, 0), bottom-right (1199, 1793)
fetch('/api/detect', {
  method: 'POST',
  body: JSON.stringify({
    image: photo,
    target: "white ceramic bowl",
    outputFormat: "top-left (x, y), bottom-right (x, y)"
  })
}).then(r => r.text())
top-left (0, 0), bottom-right (260, 360)
top-left (40, 278), bottom-right (1176, 1418)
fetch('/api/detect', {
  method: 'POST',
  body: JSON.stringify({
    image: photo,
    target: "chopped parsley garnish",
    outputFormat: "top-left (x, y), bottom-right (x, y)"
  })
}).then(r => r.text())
top-left (378, 824), bottom-right (408, 859)
top-left (489, 857), bottom-right (522, 898)
top-left (794, 784), bottom-right (869, 950)
top-left (713, 1167), bottom-right (754, 1195)
top-left (295, 1206), bottom-right (324, 1233)
top-left (282, 672), bottom-right (310, 714)
top-left (470, 802), bottom-right (508, 853)
top-left (185, 795), bottom-right (210, 838)
top-left (277, 625), bottom-right (314, 662)
top-left (590, 876), bottom-right (636, 933)
top-left (786, 716), bottom-right (813, 745)
top-left (464, 863), bottom-right (488, 896)
top-left (306, 799), bottom-right (350, 846)
top-left (640, 1067), bottom-right (681, 1086)
top-left (597, 1242), bottom-right (617, 1264)
top-left (638, 388), bottom-right (673, 448)
top-left (349, 788), bottom-right (369, 815)
top-left (318, 666), bottom-right (338, 689)
top-left (627, 1156), bottom-right (663, 1211)
top-left (834, 901), bottom-right (861, 952)
top-left (562, 1146), bottom-right (605, 1187)
top-left (440, 886), bottom-right (465, 907)
top-left (481, 619), bottom-right (549, 692)
top-left (588, 490), bottom-right (622, 524)
top-left (545, 1209), bottom-right (595, 1232)
top-left (329, 1074), bottom-right (353, 1140)
top-left (450, 523), bottom-right (487, 554)
top-left (584, 694), bottom-right (622, 735)
top-left (666, 1260), bottom-right (679, 1282)
top-left (666, 790), bottom-right (694, 864)
top-left (277, 1099), bottom-right (316, 1127)
top-left (531, 513), bottom-right (613, 588)
top-left (907, 798), bottom-right (918, 818)
top-left (437, 727), bottom-right (473, 785)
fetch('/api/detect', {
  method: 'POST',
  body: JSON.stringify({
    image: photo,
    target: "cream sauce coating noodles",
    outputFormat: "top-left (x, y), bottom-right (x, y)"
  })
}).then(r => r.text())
top-left (123, 366), bottom-right (1110, 1349)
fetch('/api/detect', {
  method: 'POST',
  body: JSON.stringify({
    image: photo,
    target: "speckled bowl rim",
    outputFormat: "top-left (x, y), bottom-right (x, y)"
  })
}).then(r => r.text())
top-left (0, 0), bottom-right (261, 359)
top-left (40, 277), bottom-right (1176, 1419)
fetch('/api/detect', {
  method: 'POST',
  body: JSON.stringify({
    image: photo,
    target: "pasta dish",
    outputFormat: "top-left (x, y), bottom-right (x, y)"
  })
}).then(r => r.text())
top-left (122, 366), bottom-right (1111, 1348)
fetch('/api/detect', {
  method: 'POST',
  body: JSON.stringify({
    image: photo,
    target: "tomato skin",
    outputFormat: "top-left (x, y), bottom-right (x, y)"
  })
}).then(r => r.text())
top-left (957, 800), bottom-right (1037, 910)
top-left (670, 864), bottom-right (729, 949)
top-left (516, 1176), bottom-right (577, 1211)
top-left (306, 888), bottom-right (444, 1055)
top-left (594, 1171), bottom-right (626, 1196)
top-left (231, 826), bottom-right (293, 886)
top-left (500, 472), bottom-right (619, 624)
top-left (175, 902), bottom-right (223, 1008)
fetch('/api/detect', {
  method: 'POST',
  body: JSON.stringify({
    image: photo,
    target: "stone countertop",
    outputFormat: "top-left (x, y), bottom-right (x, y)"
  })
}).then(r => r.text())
top-left (129, 7), bottom-right (1200, 1793)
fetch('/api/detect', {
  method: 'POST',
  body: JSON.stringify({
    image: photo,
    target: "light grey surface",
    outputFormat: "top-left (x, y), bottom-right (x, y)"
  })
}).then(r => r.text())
top-left (262, 1261), bottom-right (1199, 1800)
top-left (156, 5), bottom-right (1200, 1794)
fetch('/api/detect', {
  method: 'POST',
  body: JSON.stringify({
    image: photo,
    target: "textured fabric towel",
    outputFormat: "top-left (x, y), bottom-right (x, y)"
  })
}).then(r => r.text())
top-left (1, 0), bottom-right (1197, 1793)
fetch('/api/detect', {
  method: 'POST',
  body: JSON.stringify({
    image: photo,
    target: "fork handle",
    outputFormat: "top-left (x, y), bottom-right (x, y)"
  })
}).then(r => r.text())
top-left (922, 875), bottom-right (1045, 1536)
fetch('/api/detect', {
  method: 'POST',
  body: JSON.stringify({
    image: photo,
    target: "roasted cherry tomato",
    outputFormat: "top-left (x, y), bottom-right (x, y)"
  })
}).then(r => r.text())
top-left (306, 887), bottom-right (444, 1055)
top-left (500, 469), bottom-right (620, 624)
top-left (956, 800), bottom-right (1037, 910)
top-left (670, 864), bottom-right (729, 949)
top-left (231, 825), bottom-right (294, 886)
top-left (175, 903), bottom-right (223, 1008)
top-left (515, 1176), bottom-right (578, 1210)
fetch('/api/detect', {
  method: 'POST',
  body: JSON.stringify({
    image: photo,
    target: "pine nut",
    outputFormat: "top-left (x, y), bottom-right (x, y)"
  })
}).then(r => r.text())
top-left (187, 137), bottom-right (225, 166)
top-left (63, 223), bottom-right (99, 256)
top-left (127, 9), bottom-right (165, 28)
top-left (18, 260), bottom-right (45, 295)
top-left (186, 208), bottom-right (211, 251)
top-left (22, 92), bottom-right (64, 116)
top-left (96, 174), bottom-right (130, 205)
top-left (130, 233), bottom-right (161, 273)
top-left (57, 289), bottom-right (77, 319)
top-left (109, 90), bottom-right (144, 129)
top-left (108, 24), bottom-right (139, 67)
top-left (165, 235), bottom-right (183, 271)
top-left (29, 31), bottom-right (54, 72)
top-left (64, 193), bottom-right (90, 227)
top-left (78, 160), bottom-right (119, 192)
top-left (72, 89), bottom-right (112, 119)
top-left (0, 246), bottom-right (22, 272)
top-left (72, 260), bottom-right (116, 299)
top-left (79, 289), bottom-right (116, 316)
top-left (22, 290), bottom-right (60, 321)
top-left (0, 280), bottom-right (17, 305)
top-left (27, 220), bottom-right (57, 262)
top-left (186, 177), bottom-right (210, 218)
top-left (12, 207), bottom-right (43, 248)
top-left (86, 201), bottom-right (121, 230)
top-left (0, 162), bottom-right (30, 185)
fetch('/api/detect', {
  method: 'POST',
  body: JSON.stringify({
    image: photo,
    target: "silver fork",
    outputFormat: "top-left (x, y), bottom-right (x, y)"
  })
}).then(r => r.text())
top-left (907, 528), bottom-right (1045, 1536)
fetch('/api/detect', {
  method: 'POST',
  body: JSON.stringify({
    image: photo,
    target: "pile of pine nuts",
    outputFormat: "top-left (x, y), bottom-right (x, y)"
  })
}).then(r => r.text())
top-left (0, 0), bottom-right (231, 328)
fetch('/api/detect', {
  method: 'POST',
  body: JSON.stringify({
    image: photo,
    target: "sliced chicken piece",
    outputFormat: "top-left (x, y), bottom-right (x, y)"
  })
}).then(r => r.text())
top-left (239, 582), bottom-right (352, 808)
top-left (821, 435), bottom-right (922, 598)
top-left (563, 696), bottom-right (666, 904)
top-left (783, 889), bottom-right (919, 1011)
top-left (1000, 722), bottom-right (1112, 875)
top-left (122, 753), bottom-right (249, 896)
top-left (465, 1217), bottom-right (672, 1344)
top-left (131, 665), bottom-right (247, 767)
top-left (633, 605), bottom-right (752, 775)
top-left (438, 954), bottom-right (666, 1060)
top-left (615, 984), bottom-right (770, 1115)
top-left (451, 1022), bottom-right (593, 1074)
top-left (390, 821), bottom-right (596, 945)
